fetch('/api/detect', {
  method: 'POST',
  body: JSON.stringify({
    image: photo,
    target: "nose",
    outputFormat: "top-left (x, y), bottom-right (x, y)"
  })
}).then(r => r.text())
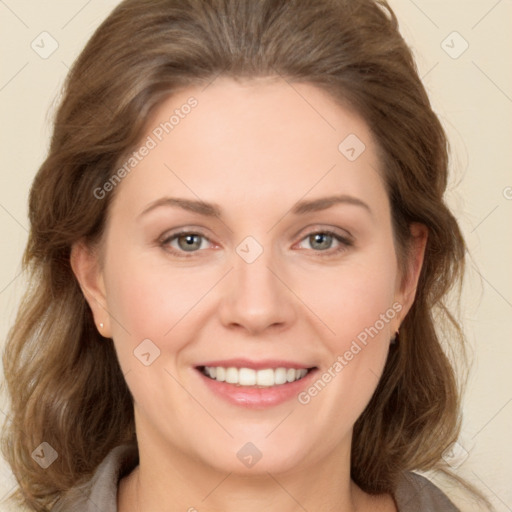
top-left (218, 245), bottom-right (296, 335)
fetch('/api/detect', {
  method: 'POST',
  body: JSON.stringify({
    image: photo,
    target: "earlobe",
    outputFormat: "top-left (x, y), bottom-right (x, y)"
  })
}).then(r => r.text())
top-left (70, 241), bottom-right (111, 337)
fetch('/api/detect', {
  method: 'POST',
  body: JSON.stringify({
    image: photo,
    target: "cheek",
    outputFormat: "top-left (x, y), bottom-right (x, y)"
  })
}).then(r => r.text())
top-left (102, 250), bottom-right (210, 411)
top-left (316, 270), bottom-right (395, 380)
top-left (294, 250), bottom-right (398, 420)
top-left (299, 258), bottom-right (398, 348)
top-left (103, 244), bottom-right (222, 359)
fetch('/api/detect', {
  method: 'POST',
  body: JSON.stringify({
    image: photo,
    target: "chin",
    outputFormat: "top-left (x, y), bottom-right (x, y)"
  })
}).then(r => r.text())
top-left (190, 435), bottom-right (313, 476)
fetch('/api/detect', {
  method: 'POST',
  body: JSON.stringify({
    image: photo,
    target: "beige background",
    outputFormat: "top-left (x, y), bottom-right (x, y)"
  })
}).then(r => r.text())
top-left (0, 1), bottom-right (511, 510)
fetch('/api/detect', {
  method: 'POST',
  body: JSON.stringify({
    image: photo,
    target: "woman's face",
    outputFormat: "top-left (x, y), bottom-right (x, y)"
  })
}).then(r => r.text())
top-left (75, 77), bottom-right (426, 475)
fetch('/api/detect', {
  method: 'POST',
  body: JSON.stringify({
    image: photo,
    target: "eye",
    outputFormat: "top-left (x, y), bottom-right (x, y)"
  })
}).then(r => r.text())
top-left (160, 231), bottom-right (213, 256)
top-left (159, 228), bottom-right (352, 258)
top-left (296, 230), bottom-right (353, 255)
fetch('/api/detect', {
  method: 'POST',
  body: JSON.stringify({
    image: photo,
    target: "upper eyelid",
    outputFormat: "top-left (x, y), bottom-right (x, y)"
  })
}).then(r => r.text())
top-left (294, 224), bottom-right (353, 240)
top-left (160, 227), bottom-right (213, 241)
top-left (160, 227), bottom-right (352, 249)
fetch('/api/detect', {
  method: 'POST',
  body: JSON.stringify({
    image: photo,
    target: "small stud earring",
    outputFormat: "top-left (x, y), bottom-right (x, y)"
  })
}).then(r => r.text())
top-left (99, 322), bottom-right (104, 329)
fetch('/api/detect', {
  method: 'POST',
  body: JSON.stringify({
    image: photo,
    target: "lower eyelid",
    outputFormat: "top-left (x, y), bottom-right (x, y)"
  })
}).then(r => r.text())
top-left (160, 230), bottom-right (352, 255)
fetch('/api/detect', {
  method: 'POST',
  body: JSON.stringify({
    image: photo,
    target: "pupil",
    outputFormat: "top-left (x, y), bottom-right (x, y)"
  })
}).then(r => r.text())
top-left (311, 233), bottom-right (331, 250)
top-left (179, 234), bottom-right (200, 251)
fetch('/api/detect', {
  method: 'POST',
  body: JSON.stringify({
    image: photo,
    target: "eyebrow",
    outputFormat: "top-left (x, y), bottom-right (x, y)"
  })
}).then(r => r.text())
top-left (138, 197), bottom-right (222, 219)
top-left (137, 194), bottom-right (372, 219)
top-left (291, 194), bottom-right (372, 216)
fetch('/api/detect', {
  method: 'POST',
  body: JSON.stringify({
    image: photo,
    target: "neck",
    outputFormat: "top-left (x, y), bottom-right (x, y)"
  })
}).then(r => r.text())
top-left (118, 440), bottom-right (383, 512)
top-left (117, 411), bottom-right (396, 512)
top-left (120, 465), bottom-right (362, 512)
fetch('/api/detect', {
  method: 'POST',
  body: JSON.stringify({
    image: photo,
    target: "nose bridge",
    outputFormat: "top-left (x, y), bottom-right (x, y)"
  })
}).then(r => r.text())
top-left (218, 238), bottom-right (294, 333)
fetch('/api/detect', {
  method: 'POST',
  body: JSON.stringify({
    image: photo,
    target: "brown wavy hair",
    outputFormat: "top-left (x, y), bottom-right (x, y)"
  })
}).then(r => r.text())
top-left (0, 0), bottom-right (487, 510)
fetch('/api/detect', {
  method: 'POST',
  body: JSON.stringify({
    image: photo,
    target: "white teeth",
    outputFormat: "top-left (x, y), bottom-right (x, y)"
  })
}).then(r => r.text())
top-left (216, 367), bottom-right (226, 382)
top-left (225, 367), bottom-right (238, 384)
top-left (202, 366), bottom-right (309, 387)
top-left (239, 368), bottom-right (256, 386)
top-left (256, 368), bottom-right (274, 386)
top-left (275, 367), bottom-right (288, 385)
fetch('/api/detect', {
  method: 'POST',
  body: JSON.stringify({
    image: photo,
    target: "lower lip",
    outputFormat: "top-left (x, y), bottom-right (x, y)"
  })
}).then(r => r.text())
top-left (196, 368), bottom-right (318, 409)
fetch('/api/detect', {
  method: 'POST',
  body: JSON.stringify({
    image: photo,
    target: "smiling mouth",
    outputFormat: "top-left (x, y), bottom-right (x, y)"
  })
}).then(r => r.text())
top-left (197, 366), bottom-right (316, 387)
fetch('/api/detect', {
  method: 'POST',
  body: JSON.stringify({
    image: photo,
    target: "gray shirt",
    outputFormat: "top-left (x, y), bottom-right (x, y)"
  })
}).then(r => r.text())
top-left (52, 443), bottom-right (460, 511)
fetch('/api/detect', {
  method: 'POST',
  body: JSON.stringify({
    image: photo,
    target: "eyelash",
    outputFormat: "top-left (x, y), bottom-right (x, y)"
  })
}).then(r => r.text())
top-left (159, 229), bottom-right (353, 259)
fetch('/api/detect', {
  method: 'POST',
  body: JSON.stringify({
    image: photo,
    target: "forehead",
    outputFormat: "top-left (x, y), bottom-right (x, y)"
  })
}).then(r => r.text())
top-left (108, 77), bottom-right (387, 220)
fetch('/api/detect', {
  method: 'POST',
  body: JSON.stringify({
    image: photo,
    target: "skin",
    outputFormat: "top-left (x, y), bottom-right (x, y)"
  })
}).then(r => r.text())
top-left (71, 77), bottom-right (427, 512)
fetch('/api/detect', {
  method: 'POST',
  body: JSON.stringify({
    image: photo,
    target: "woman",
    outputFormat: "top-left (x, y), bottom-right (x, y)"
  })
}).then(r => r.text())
top-left (1, 0), bottom-right (487, 510)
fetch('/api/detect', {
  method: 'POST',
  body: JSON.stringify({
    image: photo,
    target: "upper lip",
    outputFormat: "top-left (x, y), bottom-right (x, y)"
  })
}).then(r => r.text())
top-left (196, 358), bottom-right (316, 370)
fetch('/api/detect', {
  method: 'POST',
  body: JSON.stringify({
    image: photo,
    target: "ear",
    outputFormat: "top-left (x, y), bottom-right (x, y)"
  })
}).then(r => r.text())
top-left (393, 222), bottom-right (428, 328)
top-left (70, 240), bottom-right (112, 338)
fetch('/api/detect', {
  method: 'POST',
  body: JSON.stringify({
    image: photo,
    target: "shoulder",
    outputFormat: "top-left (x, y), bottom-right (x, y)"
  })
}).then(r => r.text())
top-left (51, 443), bottom-right (138, 512)
top-left (395, 471), bottom-right (460, 512)
top-left (50, 447), bottom-right (458, 512)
